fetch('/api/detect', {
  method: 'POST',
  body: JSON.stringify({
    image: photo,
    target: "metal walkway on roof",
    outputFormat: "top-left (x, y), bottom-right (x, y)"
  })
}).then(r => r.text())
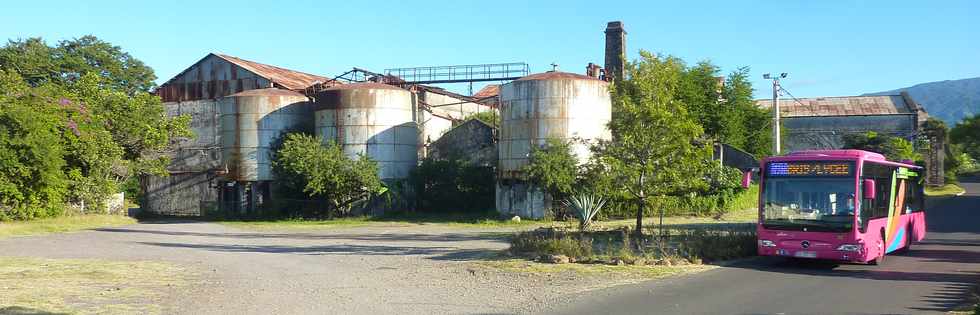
top-left (383, 63), bottom-right (529, 84)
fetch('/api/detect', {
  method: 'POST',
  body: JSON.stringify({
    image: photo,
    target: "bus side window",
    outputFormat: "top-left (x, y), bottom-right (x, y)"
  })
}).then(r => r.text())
top-left (908, 177), bottom-right (924, 212)
top-left (861, 162), bottom-right (894, 219)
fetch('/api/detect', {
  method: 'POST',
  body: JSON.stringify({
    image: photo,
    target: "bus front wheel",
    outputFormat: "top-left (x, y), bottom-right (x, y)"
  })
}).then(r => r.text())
top-left (869, 231), bottom-right (885, 265)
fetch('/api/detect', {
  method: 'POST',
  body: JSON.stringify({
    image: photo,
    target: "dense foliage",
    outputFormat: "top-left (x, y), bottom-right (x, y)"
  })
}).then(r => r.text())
top-left (951, 114), bottom-right (980, 161)
top-left (682, 63), bottom-right (772, 157)
top-left (523, 138), bottom-right (579, 206)
top-left (0, 36), bottom-right (157, 94)
top-left (410, 158), bottom-right (495, 213)
top-left (272, 133), bottom-right (383, 216)
top-left (920, 118), bottom-right (975, 181)
top-left (0, 36), bottom-right (190, 221)
top-left (841, 131), bottom-right (920, 161)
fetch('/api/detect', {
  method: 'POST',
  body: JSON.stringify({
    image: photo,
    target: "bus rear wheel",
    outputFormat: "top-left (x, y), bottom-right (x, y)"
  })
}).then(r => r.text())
top-left (896, 224), bottom-right (913, 255)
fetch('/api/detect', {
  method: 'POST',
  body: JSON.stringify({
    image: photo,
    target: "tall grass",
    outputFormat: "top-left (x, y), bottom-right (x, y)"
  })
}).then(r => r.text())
top-left (510, 224), bottom-right (757, 264)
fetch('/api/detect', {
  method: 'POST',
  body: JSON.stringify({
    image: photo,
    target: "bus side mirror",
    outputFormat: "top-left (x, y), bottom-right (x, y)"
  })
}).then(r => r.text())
top-left (741, 171), bottom-right (752, 189)
top-left (863, 179), bottom-right (876, 199)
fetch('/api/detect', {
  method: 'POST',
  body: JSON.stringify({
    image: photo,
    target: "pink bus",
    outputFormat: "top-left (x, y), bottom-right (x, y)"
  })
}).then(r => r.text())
top-left (754, 150), bottom-right (926, 264)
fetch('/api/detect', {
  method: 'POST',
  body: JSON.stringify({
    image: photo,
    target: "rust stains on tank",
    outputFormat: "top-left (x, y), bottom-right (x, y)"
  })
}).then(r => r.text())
top-left (312, 82), bottom-right (409, 111)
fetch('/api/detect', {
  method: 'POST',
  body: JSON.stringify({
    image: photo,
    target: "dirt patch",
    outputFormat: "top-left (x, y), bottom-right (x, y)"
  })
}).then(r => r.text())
top-left (0, 257), bottom-right (193, 314)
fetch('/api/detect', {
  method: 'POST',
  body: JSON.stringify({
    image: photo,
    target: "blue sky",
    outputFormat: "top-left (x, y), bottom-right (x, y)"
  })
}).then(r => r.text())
top-left (1, 0), bottom-right (977, 98)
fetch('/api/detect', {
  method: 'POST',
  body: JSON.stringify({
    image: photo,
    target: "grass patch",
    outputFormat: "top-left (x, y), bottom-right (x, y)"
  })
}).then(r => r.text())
top-left (925, 183), bottom-right (966, 197)
top-left (0, 215), bottom-right (136, 239)
top-left (0, 256), bottom-right (191, 314)
top-left (473, 258), bottom-right (713, 280)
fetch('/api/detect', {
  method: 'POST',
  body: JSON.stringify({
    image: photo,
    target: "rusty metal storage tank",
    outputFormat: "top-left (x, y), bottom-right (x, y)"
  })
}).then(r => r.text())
top-left (219, 88), bottom-right (312, 182)
top-left (313, 83), bottom-right (418, 181)
top-left (497, 71), bottom-right (612, 218)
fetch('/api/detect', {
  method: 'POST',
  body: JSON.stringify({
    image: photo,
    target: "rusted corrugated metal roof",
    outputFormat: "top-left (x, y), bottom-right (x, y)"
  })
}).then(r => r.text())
top-left (473, 84), bottom-right (499, 98)
top-left (227, 88), bottom-right (307, 97)
top-left (214, 54), bottom-right (330, 90)
top-left (755, 95), bottom-right (916, 117)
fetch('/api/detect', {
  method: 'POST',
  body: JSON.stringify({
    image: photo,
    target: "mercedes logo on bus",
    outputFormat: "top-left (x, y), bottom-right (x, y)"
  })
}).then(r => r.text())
top-left (801, 240), bottom-right (811, 249)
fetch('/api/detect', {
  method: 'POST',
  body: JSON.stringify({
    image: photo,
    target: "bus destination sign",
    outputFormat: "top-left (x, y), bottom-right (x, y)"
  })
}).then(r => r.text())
top-left (768, 162), bottom-right (852, 177)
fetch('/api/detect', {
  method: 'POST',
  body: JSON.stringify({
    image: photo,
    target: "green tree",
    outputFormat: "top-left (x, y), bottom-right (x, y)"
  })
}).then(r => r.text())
top-left (951, 114), bottom-right (980, 160)
top-left (723, 67), bottom-right (770, 157)
top-left (462, 110), bottom-right (500, 127)
top-left (842, 131), bottom-right (920, 161)
top-left (0, 71), bottom-right (69, 220)
top-left (273, 133), bottom-right (383, 216)
top-left (523, 138), bottom-right (579, 214)
top-left (0, 36), bottom-right (157, 94)
top-left (0, 36), bottom-right (190, 213)
top-left (69, 73), bottom-right (191, 176)
top-left (596, 51), bottom-right (711, 237)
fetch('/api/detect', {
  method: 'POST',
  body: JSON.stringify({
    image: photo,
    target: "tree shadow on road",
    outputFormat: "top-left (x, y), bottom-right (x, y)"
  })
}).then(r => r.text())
top-left (0, 306), bottom-right (69, 315)
top-left (727, 257), bottom-right (980, 312)
top-left (134, 240), bottom-right (508, 262)
top-left (96, 227), bottom-right (510, 244)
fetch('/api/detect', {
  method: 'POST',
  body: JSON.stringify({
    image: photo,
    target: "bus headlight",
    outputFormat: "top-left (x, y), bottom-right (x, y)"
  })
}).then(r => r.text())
top-left (759, 240), bottom-right (776, 247)
top-left (836, 244), bottom-right (861, 252)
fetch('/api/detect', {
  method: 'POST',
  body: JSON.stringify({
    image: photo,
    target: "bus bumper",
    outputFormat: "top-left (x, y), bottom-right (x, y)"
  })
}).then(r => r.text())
top-left (758, 245), bottom-right (869, 263)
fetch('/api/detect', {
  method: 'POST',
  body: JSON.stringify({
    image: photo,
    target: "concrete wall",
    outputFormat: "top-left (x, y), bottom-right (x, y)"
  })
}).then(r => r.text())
top-left (782, 114), bottom-right (917, 153)
top-left (144, 172), bottom-right (218, 216)
top-left (418, 90), bottom-right (491, 150)
top-left (495, 181), bottom-right (547, 219)
top-left (144, 99), bottom-right (222, 216)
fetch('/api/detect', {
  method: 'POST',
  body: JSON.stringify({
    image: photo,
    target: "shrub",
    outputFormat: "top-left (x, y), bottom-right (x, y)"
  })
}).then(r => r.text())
top-left (671, 226), bottom-right (757, 262)
top-left (410, 158), bottom-right (494, 213)
top-left (509, 230), bottom-right (593, 259)
top-left (509, 225), bottom-right (757, 264)
top-left (566, 193), bottom-right (605, 231)
top-left (272, 133), bottom-right (383, 217)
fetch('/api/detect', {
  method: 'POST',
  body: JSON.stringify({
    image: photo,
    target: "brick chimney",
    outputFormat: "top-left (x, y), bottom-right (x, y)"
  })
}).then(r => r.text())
top-left (604, 21), bottom-right (626, 81)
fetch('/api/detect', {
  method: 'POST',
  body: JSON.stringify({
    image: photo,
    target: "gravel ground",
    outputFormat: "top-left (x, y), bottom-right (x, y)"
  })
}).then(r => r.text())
top-left (0, 221), bottom-right (635, 314)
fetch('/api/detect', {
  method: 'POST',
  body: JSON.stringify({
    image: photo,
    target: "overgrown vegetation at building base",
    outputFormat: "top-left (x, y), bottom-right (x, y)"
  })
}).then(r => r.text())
top-left (509, 224), bottom-right (756, 266)
top-left (410, 158), bottom-right (495, 213)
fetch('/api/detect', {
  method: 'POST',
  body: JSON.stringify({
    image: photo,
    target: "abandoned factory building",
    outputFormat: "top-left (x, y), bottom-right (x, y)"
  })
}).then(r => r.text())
top-left (755, 92), bottom-right (929, 153)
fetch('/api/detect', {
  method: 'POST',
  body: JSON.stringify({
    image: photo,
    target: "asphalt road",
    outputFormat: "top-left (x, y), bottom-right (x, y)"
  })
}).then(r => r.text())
top-left (547, 177), bottom-right (980, 315)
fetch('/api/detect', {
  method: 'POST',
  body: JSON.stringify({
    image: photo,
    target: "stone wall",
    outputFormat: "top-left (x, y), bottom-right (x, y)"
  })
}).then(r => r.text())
top-left (428, 119), bottom-right (496, 166)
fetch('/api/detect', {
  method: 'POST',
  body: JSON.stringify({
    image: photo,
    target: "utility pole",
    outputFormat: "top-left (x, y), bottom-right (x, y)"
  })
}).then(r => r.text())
top-left (763, 73), bottom-right (787, 155)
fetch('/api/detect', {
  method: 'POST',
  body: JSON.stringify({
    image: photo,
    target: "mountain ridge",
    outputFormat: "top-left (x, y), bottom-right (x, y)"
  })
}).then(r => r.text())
top-left (864, 77), bottom-right (980, 125)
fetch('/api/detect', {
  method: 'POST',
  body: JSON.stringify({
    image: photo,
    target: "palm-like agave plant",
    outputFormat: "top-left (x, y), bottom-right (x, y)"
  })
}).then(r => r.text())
top-left (566, 193), bottom-right (606, 231)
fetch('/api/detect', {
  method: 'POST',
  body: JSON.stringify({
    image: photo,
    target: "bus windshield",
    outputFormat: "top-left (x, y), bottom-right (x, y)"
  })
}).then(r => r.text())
top-left (763, 177), bottom-right (855, 232)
